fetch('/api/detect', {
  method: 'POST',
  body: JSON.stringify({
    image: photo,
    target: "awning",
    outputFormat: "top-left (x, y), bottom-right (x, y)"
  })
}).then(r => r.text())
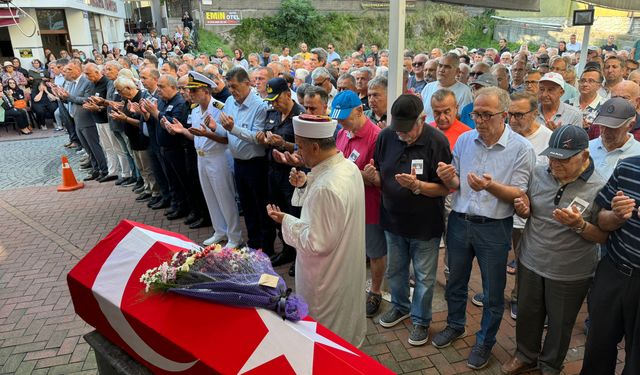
top-left (431, 0), bottom-right (540, 11)
top-left (0, 8), bottom-right (20, 28)
top-left (577, 0), bottom-right (640, 11)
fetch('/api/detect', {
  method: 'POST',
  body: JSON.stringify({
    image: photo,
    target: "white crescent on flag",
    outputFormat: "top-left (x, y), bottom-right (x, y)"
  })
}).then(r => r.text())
top-left (91, 227), bottom-right (201, 372)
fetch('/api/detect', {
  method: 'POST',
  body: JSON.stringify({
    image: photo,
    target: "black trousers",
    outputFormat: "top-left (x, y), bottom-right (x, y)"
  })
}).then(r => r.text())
top-left (234, 156), bottom-right (275, 254)
top-left (515, 261), bottom-right (591, 374)
top-left (268, 166), bottom-right (299, 256)
top-left (160, 146), bottom-right (190, 213)
top-left (4, 108), bottom-right (29, 129)
top-left (184, 144), bottom-right (208, 218)
top-left (147, 136), bottom-right (171, 202)
top-left (581, 255), bottom-right (640, 375)
top-left (58, 102), bottom-right (79, 144)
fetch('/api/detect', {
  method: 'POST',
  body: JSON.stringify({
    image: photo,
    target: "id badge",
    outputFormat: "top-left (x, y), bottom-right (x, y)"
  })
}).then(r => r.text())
top-left (568, 197), bottom-right (589, 214)
top-left (411, 159), bottom-right (424, 175)
top-left (348, 149), bottom-right (360, 163)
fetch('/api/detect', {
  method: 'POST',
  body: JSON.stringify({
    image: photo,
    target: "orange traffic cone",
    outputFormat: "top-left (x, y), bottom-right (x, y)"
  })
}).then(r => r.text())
top-left (57, 155), bottom-right (84, 192)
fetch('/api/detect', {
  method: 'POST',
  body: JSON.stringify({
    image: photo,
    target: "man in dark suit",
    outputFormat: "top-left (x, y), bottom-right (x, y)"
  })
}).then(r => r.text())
top-left (57, 59), bottom-right (108, 180)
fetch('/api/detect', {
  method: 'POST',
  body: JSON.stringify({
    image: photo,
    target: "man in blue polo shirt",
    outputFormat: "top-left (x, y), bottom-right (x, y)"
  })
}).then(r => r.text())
top-left (581, 155), bottom-right (640, 375)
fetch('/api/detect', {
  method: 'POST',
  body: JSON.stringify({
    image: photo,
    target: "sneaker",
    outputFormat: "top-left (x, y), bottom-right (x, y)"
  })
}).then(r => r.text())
top-left (76, 148), bottom-right (86, 155)
top-left (378, 308), bottom-right (410, 328)
top-left (408, 324), bottom-right (429, 346)
top-left (467, 343), bottom-right (491, 369)
top-left (510, 302), bottom-right (517, 320)
top-left (472, 292), bottom-right (484, 307)
top-left (432, 326), bottom-right (467, 348)
top-left (203, 234), bottom-right (227, 246)
top-left (365, 291), bottom-right (382, 318)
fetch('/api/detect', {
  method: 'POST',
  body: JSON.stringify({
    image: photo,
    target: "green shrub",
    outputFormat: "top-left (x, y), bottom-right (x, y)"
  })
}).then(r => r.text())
top-left (197, 1), bottom-right (536, 57)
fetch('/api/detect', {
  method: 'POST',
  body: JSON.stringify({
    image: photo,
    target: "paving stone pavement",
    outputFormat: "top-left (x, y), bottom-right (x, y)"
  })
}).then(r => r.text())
top-left (0, 135), bottom-right (626, 374)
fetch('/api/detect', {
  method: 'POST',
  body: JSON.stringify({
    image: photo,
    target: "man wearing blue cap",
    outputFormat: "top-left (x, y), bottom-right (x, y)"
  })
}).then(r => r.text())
top-left (258, 77), bottom-right (305, 272)
top-left (167, 71), bottom-right (243, 248)
top-left (330, 90), bottom-right (387, 317)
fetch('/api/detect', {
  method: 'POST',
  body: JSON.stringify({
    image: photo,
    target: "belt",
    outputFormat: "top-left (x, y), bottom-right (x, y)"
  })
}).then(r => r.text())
top-left (608, 255), bottom-right (637, 277)
top-left (453, 211), bottom-right (499, 224)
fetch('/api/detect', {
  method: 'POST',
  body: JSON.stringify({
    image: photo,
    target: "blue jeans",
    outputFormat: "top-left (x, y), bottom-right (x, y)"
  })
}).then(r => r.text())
top-left (385, 231), bottom-right (440, 326)
top-left (445, 212), bottom-right (512, 348)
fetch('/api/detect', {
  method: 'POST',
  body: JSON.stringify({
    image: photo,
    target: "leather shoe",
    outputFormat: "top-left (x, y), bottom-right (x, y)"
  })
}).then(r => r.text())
top-left (114, 177), bottom-right (127, 185)
top-left (147, 196), bottom-right (162, 207)
top-left (189, 217), bottom-right (211, 229)
top-left (98, 175), bottom-right (118, 183)
top-left (270, 252), bottom-right (296, 267)
top-left (183, 212), bottom-right (199, 225)
top-left (83, 172), bottom-right (100, 181)
top-left (501, 356), bottom-right (536, 375)
top-left (136, 193), bottom-right (152, 202)
top-left (164, 207), bottom-right (176, 216)
top-left (151, 200), bottom-right (171, 210)
top-left (166, 210), bottom-right (188, 220)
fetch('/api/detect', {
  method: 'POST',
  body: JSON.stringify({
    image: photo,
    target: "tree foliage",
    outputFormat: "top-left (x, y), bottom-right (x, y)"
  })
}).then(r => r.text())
top-left (198, 1), bottom-right (532, 57)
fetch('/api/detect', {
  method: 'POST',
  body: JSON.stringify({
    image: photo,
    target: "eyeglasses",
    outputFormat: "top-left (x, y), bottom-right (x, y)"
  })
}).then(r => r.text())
top-left (578, 79), bottom-right (602, 85)
top-left (470, 72), bottom-right (484, 77)
top-left (314, 78), bottom-right (328, 87)
top-left (412, 61), bottom-right (425, 67)
top-left (470, 111), bottom-right (503, 122)
top-left (524, 80), bottom-right (539, 86)
top-left (508, 109), bottom-right (534, 120)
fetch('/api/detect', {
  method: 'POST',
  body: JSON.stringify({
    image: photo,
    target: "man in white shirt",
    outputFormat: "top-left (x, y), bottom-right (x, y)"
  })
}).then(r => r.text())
top-left (566, 34), bottom-right (582, 52)
top-left (505, 92), bottom-right (552, 319)
top-left (567, 67), bottom-right (606, 139)
top-left (267, 115), bottom-right (366, 347)
top-left (421, 53), bottom-right (473, 123)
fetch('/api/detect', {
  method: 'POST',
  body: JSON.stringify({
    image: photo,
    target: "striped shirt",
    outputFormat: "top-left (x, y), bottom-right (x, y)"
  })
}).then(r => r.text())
top-left (595, 155), bottom-right (640, 268)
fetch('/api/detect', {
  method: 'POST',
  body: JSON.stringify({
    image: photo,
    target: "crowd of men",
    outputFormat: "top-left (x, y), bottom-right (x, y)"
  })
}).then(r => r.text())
top-left (41, 33), bottom-right (640, 373)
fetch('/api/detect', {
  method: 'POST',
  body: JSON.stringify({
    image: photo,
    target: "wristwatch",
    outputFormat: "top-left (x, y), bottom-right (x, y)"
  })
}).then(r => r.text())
top-left (412, 181), bottom-right (421, 195)
top-left (572, 221), bottom-right (587, 234)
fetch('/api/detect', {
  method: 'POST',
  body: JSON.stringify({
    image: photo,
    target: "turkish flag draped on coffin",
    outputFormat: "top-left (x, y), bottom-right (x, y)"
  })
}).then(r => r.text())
top-left (67, 220), bottom-right (393, 374)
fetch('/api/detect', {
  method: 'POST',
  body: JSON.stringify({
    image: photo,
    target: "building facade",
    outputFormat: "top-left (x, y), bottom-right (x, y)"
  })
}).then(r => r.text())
top-left (2, 0), bottom-right (126, 65)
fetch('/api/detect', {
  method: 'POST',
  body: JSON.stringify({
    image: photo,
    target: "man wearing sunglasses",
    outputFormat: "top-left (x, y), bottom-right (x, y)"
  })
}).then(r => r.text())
top-left (311, 67), bottom-right (337, 109)
top-left (407, 54), bottom-right (429, 94)
top-left (421, 53), bottom-right (473, 124)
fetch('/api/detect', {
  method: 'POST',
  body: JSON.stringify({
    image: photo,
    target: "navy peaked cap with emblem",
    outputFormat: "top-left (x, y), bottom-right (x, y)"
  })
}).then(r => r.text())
top-left (540, 125), bottom-right (589, 160)
top-left (185, 71), bottom-right (217, 89)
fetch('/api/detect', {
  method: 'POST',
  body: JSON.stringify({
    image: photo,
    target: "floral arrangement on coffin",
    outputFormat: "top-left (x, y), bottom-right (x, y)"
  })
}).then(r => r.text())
top-left (140, 245), bottom-right (308, 321)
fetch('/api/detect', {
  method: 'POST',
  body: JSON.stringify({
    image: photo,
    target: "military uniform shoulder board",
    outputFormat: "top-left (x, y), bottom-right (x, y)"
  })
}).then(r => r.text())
top-left (212, 98), bottom-right (225, 110)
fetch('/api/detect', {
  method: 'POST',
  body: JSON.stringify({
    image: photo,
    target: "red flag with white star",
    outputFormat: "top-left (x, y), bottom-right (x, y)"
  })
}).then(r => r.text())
top-left (68, 220), bottom-right (393, 374)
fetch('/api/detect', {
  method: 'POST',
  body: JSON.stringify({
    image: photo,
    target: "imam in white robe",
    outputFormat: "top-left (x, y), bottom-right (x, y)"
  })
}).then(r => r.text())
top-left (282, 152), bottom-right (367, 347)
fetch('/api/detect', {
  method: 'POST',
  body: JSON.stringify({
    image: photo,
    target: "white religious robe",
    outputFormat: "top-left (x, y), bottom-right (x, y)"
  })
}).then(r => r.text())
top-left (281, 152), bottom-right (367, 347)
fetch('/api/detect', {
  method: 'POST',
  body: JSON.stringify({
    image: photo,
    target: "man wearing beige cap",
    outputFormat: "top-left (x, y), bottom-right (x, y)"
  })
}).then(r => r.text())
top-left (266, 114), bottom-right (366, 347)
top-left (537, 72), bottom-right (582, 130)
